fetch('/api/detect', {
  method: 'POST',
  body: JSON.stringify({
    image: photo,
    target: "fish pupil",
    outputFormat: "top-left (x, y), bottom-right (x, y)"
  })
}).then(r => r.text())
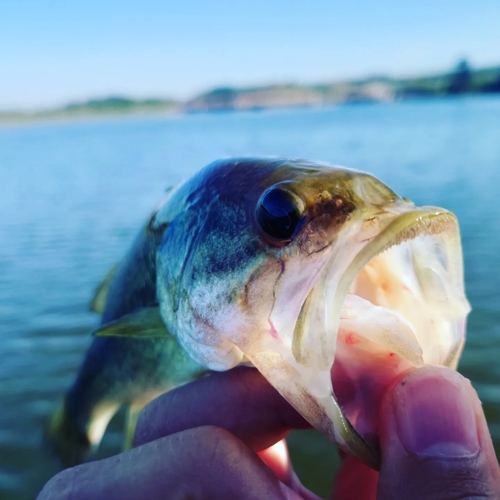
top-left (257, 189), bottom-right (300, 241)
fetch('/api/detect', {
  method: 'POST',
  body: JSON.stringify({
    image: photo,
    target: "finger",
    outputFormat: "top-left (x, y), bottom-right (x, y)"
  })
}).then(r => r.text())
top-left (38, 426), bottom-right (303, 500)
top-left (377, 366), bottom-right (500, 500)
top-left (134, 366), bottom-right (310, 451)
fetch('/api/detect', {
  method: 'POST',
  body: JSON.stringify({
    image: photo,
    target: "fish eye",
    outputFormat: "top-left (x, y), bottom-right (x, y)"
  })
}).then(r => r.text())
top-left (256, 188), bottom-right (303, 242)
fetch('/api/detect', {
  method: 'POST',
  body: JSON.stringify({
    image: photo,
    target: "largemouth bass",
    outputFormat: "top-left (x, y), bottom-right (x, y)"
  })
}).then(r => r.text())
top-left (46, 157), bottom-right (470, 469)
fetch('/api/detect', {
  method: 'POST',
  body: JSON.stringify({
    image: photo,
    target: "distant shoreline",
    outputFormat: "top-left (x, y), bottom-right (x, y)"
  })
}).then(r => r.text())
top-left (3, 95), bottom-right (500, 131)
top-left (2, 61), bottom-right (499, 126)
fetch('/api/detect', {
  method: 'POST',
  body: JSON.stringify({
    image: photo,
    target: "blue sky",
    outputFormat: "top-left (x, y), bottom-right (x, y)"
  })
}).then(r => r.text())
top-left (1, 0), bottom-right (499, 110)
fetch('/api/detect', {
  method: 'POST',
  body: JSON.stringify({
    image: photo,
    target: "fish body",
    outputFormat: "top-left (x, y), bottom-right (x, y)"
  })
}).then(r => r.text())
top-left (46, 158), bottom-right (470, 468)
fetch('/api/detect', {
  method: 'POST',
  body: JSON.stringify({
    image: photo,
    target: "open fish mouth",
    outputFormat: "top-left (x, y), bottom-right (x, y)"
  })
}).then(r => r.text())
top-left (245, 203), bottom-right (470, 469)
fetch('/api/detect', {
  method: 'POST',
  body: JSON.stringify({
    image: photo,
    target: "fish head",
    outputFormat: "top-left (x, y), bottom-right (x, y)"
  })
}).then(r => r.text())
top-left (154, 158), bottom-right (470, 468)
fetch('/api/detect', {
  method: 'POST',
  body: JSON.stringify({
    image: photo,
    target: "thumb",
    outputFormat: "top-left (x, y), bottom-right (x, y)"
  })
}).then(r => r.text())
top-left (377, 366), bottom-right (500, 500)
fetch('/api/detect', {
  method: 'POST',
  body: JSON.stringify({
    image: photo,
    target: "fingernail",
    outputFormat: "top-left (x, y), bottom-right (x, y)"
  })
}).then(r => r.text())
top-left (393, 368), bottom-right (480, 458)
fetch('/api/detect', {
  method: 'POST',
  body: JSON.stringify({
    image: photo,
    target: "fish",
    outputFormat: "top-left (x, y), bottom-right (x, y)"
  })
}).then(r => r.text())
top-left (45, 157), bottom-right (470, 469)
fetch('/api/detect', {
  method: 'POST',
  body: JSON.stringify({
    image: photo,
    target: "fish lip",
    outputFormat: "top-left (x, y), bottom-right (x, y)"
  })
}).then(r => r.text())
top-left (359, 205), bottom-right (458, 261)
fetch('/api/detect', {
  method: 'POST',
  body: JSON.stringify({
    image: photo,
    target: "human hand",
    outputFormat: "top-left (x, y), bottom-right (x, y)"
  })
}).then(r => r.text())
top-left (334, 365), bottom-right (500, 499)
top-left (38, 366), bottom-right (500, 499)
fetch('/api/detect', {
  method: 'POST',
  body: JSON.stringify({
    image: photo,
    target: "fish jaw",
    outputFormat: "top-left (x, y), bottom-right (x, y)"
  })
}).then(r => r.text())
top-left (232, 202), bottom-right (470, 468)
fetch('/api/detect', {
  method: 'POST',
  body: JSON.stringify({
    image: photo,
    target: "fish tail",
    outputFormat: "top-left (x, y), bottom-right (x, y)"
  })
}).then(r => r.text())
top-left (44, 397), bottom-right (92, 467)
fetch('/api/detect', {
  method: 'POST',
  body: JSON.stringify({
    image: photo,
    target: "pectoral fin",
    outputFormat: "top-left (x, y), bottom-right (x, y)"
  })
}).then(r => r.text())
top-left (93, 307), bottom-right (170, 338)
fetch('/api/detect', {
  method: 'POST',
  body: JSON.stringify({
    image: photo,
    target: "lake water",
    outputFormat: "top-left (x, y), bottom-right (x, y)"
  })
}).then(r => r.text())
top-left (1, 97), bottom-right (500, 499)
